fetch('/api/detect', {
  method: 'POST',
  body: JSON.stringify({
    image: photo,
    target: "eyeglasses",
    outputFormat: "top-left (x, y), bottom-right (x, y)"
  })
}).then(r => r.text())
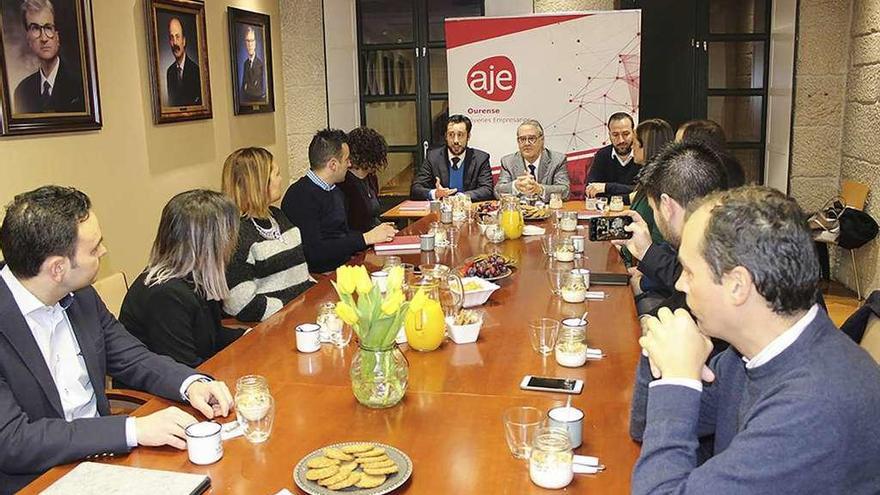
top-left (26, 22), bottom-right (56, 39)
top-left (517, 135), bottom-right (542, 145)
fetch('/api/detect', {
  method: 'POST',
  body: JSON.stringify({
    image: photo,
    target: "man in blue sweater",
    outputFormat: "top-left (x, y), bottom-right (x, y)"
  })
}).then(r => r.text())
top-left (633, 186), bottom-right (880, 494)
top-left (281, 129), bottom-right (397, 273)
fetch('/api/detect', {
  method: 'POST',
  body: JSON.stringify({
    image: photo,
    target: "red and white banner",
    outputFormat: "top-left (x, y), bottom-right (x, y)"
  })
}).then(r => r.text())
top-left (445, 11), bottom-right (641, 191)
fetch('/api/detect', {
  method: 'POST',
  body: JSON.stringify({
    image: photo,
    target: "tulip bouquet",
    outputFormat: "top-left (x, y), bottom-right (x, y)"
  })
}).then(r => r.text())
top-left (332, 264), bottom-right (410, 408)
top-left (332, 264), bottom-right (409, 349)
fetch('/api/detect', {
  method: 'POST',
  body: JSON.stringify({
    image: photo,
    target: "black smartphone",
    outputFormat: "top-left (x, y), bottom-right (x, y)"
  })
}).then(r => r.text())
top-left (588, 216), bottom-right (633, 242)
top-left (520, 375), bottom-right (584, 394)
top-left (590, 272), bottom-right (631, 286)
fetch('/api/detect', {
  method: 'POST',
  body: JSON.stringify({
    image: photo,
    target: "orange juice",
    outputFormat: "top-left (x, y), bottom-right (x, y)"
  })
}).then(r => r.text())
top-left (404, 299), bottom-right (445, 351)
top-left (500, 209), bottom-right (524, 239)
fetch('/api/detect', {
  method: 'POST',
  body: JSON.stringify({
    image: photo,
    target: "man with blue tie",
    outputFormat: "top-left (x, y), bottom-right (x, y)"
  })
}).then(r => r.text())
top-left (495, 119), bottom-right (571, 202)
top-left (410, 114), bottom-right (494, 201)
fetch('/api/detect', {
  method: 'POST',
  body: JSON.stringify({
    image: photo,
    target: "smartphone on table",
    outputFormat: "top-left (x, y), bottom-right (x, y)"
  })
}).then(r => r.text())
top-left (519, 375), bottom-right (584, 394)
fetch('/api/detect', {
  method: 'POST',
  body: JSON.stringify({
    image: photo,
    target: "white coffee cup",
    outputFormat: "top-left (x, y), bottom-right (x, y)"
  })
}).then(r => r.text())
top-left (186, 421), bottom-right (223, 465)
top-left (371, 270), bottom-right (389, 293)
top-left (548, 406), bottom-right (584, 449)
top-left (295, 323), bottom-right (321, 353)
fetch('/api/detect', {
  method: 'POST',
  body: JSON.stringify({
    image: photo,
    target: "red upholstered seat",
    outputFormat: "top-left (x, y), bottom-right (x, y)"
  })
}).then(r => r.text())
top-left (567, 155), bottom-right (593, 201)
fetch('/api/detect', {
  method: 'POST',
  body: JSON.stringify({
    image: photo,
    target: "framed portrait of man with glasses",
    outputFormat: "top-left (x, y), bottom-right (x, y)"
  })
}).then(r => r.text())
top-left (0, 0), bottom-right (101, 135)
top-left (227, 7), bottom-right (274, 115)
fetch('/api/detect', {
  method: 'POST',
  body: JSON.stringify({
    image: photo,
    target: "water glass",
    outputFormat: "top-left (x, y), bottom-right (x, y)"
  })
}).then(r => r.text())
top-left (540, 234), bottom-right (558, 257)
top-left (331, 323), bottom-right (353, 348)
top-left (547, 267), bottom-right (567, 296)
top-left (383, 256), bottom-right (402, 270)
top-left (234, 375), bottom-right (275, 443)
top-left (528, 318), bottom-right (560, 356)
top-left (503, 406), bottom-right (546, 459)
top-left (446, 225), bottom-right (460, 248)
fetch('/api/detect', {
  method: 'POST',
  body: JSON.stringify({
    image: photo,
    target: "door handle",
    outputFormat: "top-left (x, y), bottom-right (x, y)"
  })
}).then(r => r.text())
top-left (423, 140), bottom-right (429, 159)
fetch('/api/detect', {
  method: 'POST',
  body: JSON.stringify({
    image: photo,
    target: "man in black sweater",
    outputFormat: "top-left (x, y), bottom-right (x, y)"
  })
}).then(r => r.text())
top-left (585, 112), bottom-right (638, 199)
top-left (281, 129), bottom-right (398, 273)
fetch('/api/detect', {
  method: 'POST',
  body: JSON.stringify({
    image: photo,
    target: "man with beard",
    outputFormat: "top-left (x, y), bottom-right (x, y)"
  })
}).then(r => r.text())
top-left (495, 119), bottom-right (570, 202)
top-left (165, 16), bottom-right (201, 106)
top-left (631, 187), bottom-right (880, 494)
top-left (13, 0), bottom-right (85, 114)
top-left (585, 112), bottom-right (638, 199)
top-left (410, 114), bottom-right (494, 201)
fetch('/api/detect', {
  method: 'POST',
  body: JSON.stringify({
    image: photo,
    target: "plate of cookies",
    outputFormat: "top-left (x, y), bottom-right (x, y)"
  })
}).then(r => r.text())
top-left (293, 442), bottom-right (413, 495)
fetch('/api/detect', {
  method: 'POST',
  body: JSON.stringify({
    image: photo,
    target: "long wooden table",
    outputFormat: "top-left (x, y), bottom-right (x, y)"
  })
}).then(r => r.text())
top-left (22, 202), bottom-right (642, 494)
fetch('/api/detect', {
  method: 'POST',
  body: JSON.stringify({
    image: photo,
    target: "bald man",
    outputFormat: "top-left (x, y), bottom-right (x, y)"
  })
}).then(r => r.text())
top-left (165, 16), bottom-right (201, 106)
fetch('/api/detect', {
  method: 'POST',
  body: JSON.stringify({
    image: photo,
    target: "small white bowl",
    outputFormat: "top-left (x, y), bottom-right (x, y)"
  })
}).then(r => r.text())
top-left (460, 277), bottom-right (501, 308)
top-left (445, 315), bottom-right (483, 344)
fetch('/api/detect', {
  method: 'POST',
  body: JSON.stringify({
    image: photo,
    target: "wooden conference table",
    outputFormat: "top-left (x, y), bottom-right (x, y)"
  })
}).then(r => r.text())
top-left (23, 202), bottom-right (642, 494)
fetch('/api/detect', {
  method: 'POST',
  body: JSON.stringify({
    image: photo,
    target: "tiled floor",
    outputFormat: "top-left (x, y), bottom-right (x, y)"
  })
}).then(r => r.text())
top-left (822, 280), bottom-right (862, 327)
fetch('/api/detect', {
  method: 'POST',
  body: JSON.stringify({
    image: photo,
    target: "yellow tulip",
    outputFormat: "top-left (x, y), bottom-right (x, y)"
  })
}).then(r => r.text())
top-left (335, 300), bottom-right (359, 325)
top-left (355, 265), bottom-right (373, 295)
top-left (386, 265), bottom-right (404, 291)
top-left (381, 290), bottom-right (405, 315)
top-left (336, 265), bottom-right (357, 295)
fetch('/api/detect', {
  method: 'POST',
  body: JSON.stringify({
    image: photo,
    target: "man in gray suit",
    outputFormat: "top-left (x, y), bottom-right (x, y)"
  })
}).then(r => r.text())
top-left (0, 186), bottom-right (234, 494)
top-left (495, 119), bottom-right (570, 201)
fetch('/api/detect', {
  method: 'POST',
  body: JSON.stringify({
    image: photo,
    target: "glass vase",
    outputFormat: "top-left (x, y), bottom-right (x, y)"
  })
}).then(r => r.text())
top-left (350, 343), bottom-right (409, 408)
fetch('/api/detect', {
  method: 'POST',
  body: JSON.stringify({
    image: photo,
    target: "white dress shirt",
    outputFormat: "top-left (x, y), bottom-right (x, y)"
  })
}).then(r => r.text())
top-left (39, 58), bottom-right (60, 96)
top-left (611, 148), bottom-right (633, 167)
top-left (650, 304), bottom-right (820, 392)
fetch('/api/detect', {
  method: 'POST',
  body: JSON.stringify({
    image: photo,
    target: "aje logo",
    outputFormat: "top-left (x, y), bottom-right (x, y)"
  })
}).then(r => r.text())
top-left (467, 56), bottom-right (516, 102)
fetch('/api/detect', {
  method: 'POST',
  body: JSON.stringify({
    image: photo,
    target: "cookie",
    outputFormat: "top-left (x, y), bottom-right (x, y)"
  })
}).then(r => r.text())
top-left (360, 458), bottom-right (395, 469)
top-left (341, 443), bottom-right (375, 454)
top-left (305, 465), bottom-right (339, 481)
top-left (319, 468), bottom-right (353, 487)
top-left (355, 473), bottom-right (387, 489)
top-left (323, 447), bottom-right (354, 461)
top-left (363, 464), bottom-right (399, 476)
top-left (327, 471), bottom-right (362, 490)
top-left (339, 461), bottom-right (358, 473)
top-left (354, 447), bottom-right (386, 458)
top-left (306, 456), bottom-right (339, 469)
top-left (356, 454), bottom-right (390, 464)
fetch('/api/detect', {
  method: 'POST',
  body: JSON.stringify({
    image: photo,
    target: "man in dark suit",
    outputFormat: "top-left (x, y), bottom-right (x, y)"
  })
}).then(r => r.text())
top-left (13, 0), bottom-right (85, 114)
top-left (165, 16), bottom-right (201, 107)
top-left (410, 114), bottom-right (494, 201)
top-left (0, 186), bottom-right (233, 494)
top-left (240, 26), bottom-right (265, 102)
top-left (585, 112), bottom-right (638, 199)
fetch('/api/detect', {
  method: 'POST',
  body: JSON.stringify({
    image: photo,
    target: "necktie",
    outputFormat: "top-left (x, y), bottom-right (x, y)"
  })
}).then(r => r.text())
top-left (452, 157), bottom-right (460, 168)
top-left (41, 80), bottom-right (51, 109)
top-left (528, 163), bottom-right (537, 178)
top-left (178, 65), bottom-right (183, 82)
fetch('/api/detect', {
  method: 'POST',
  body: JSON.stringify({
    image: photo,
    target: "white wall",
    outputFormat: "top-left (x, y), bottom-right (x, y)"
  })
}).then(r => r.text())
top-left (765, 0), bottom-right (798, 191)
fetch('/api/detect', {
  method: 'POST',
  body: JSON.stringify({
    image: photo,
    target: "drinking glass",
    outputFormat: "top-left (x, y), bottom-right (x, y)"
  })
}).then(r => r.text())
top-left (528, 318), bottom-right (560, 356)
top-left (596, 198), bottom-right (608, 212)
top-left (383, 256), bottom-right (402, 270)
top-left (331, 322), bottom-right (353, 348)
top-left (446, 225), bottom-right (460, 248)
top-left (547, 267), bottom-right (567, 296)
top-left (503, 406), bottom-right (545, 460)
top-left (540, 234), bottom-right (558, 257)
top-left (235, 375), bottom-right (275, 443)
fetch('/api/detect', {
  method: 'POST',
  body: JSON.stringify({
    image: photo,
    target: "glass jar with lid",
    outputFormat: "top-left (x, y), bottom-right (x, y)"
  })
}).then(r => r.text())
top-left (529, 427), bottom-right (574, 489)
top-left (554, 237), bottom-right (576, 263)
top-left (555, 318), bottom-right (588, 367)
top-left (560, 272), bottom-right (587, 303)
top-left (609, 195), bottom-right (625, 212)
top-left (235, 375), bottom-right (275, 443)
top-left (317, 301), bottom-right (342, 343)
top-left (559, 211), bottom-right (578, 232)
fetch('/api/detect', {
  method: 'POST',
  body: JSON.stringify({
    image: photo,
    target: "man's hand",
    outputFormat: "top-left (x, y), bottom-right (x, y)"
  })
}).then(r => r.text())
top-left (610, 210), bottom-right (653, 261)
top-left (628, 266), bottom-right (644, 296)
top-left (585, 183), bottom-right (606, 198)
top-left (134, 406), bottom-right (198, 449)
top-left (433, 177), bottom-right (457, 199)
top-left (363, 222), bottom-right (398, 245)
top-left (639, 308), bottom-right (715, 382)
top-left (186, 379), bottom-right (234, 419)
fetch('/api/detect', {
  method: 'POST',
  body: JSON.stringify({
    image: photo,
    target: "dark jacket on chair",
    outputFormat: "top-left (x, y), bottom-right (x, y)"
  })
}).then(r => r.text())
top-left (841, 290), bottom-right (880, 343)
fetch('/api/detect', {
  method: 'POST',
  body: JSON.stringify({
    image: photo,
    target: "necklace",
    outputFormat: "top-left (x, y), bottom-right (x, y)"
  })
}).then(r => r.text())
top-left (250, 215), bottom-right (286, 244)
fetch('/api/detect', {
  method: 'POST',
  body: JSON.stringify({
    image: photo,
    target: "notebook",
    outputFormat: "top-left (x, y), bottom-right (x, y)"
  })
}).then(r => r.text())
top-left (40, 462), bottom-right (210, 495)
top-left (397, 200), bottom-right (430, 211)
top-left (374, 235), bottom-right (421, 252)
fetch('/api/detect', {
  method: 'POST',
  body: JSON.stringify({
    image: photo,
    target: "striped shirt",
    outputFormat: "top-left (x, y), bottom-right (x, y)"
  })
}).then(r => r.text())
top-left (223, 207), bottom-right (316, 322)
top-left (307, 169), bottom-right (335, 191)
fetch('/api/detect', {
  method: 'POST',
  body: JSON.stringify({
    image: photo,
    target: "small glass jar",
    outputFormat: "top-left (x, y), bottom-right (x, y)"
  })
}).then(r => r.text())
top-left (529, 427), bottom-right (574, 489)
top-left (430, 221), bottom-right (449, 247)
top-left (235, 375), bottom-right (275, 443)
top-left (548, 193), bottom-right (563, 210)
top-left (560, 273), bottom-right (587, 303)
top-left (439, 201), bottom-right (453, 223)
top-left (609, 195), bottom-right (624, 212)
top-left (317, 302), bottom-right (343, 343)
top-left (485, 224), bottom-right (506, 243)
top-left (554, 238), bottom-right (575, 263)
top-left (559, 211), bottom-right (578, 232)
top-left (555, 318), bottom-right (588, 367)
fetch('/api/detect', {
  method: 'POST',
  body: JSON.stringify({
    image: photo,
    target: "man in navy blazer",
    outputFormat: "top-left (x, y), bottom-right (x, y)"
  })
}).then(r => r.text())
top-left (165, 17), bottom-right (202, 107)
top-left (0, 186), bottom-right (233, 494)
top-left (410, 114), bottom-right (494, 201)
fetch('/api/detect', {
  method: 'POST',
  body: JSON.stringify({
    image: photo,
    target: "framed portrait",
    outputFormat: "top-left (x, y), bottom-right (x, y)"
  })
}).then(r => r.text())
top-left (145, 0), bottom-right (211, 124)
top-left (0, 0), bottom-right (101, 136)
top-left (228, 7), bottom-right (273, 115)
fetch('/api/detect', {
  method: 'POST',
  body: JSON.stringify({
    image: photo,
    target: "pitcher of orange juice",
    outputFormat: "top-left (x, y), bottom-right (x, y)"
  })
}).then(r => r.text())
top-left (499, 195), bottom-right (524, 240)
top-left (404, 280), bottom-right (447, 351)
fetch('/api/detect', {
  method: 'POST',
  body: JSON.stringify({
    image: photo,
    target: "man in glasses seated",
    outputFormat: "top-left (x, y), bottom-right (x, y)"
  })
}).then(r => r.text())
top-left (13, 0), bottom-right (85, 114)
top-left (495, 119), bottom-right (570, 202)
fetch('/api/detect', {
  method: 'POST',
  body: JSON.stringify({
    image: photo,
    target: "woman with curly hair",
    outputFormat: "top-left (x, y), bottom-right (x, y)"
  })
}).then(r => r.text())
top-left (339, 126), bottom-right (388, 233)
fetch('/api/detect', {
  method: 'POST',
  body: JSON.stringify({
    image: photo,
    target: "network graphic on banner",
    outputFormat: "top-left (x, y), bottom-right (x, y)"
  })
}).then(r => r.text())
top-left (446, 11), bottom-right (641, 188)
